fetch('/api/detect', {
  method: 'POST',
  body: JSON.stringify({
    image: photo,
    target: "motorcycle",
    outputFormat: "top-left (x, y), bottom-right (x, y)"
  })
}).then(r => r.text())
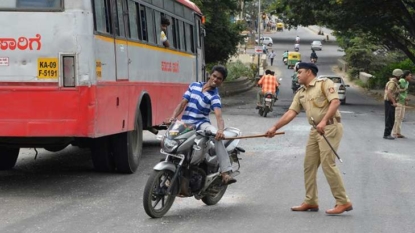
top-left (283, 57), bottom-right (288, 65)
top-left (311, 57), bottom-right (317, 63)
top-left (291, 80), bottom-right (300, 93)
top-left (143, 120), bottom-right (244, 218)
top-left (258, 92), bottom-right (274, 117)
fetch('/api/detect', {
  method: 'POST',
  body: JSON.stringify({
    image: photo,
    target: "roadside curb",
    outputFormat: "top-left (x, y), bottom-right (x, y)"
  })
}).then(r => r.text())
top-left (219, 77), bottom-right (256, 97)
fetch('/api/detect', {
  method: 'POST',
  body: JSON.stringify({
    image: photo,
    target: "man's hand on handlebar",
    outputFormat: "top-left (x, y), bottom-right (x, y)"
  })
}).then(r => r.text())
top-left (215, 129), bottom-right (225, 141)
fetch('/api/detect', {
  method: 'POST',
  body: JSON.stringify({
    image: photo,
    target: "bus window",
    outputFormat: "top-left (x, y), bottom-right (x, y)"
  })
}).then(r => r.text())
top-left (154, 11), bottom-right (161, 45)
top-left (0, 0), bottom-right (62, 10)
top-left (179, 21), bottom-right (185, 51)
top-left (93, 0), bottom-right (112, 34)
top-left (116, 0), bottom-right (125, 37)
top-left (185, 23), bottom-right (194, 53)
top-left (128, 1), bottom-right (138, 40)
top-left (145, 7), bottom-right (155, 44)
top-left (171, 18), bottom-right (179, 49)
top-left (139, 5), bottom-right (147, 41)
top-left (165, 15), bottom-right (174, 49)
top-left (197, 19), bottom-right (202, 48)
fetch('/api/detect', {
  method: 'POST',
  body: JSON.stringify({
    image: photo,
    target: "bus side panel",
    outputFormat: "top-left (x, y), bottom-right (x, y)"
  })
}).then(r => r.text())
top-left (0, 86), bottom-right (94, 137)
top-left (93, 81), bottom-right (188, 137)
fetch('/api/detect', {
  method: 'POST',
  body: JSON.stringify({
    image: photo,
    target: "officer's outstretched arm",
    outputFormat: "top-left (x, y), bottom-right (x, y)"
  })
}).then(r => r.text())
top-left (266, 109), bottom-right (297, 137)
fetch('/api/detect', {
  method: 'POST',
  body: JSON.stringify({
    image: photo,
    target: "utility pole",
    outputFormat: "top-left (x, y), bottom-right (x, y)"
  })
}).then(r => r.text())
top-left (257, 0), bottom-right (261, 77)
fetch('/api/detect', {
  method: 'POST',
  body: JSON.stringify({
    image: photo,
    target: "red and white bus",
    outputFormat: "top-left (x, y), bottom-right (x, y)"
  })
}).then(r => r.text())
top-left (0, 0), bottom-right (205, 173)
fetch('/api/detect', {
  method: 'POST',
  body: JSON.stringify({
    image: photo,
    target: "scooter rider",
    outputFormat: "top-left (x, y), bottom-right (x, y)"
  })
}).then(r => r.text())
top-left (167, 65), bottom-right (236, 185)
top-left (310, 49), bottom-right (318, 62)
top-left (282, 50), bottom-right (289, 61)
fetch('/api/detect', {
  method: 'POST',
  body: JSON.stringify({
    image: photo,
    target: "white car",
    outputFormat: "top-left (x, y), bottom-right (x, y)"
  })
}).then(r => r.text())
top-left (311, 41), bottom-right (322, 51)
top-left (255, 37), bottom-right (273, 46)
top-left (317, 75), bottom-right (350, 104)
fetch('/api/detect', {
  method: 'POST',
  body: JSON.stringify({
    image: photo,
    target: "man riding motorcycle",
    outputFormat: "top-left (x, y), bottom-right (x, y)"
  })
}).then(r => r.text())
top-left (282, 50), bottom-right (289, 64)
top-left (256, 70), bottom-right (277, 109)
top-left (310, 49), bottom-right (318, 63)
top-left (294, 43), bottom-right (300, 52)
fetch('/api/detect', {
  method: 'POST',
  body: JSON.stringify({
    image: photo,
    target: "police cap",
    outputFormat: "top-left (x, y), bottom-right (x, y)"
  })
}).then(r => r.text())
top-left (295, 62), bottom-right (318, 74)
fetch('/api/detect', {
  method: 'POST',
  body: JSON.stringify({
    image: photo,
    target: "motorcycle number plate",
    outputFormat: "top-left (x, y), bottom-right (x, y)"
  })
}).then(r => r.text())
top-left (265, 98), bottom-right (272, 102)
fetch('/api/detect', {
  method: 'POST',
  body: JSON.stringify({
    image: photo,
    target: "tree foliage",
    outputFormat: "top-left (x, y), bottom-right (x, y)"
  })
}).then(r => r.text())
top-left (192, 0), bottom-right (244, 64)
top-left (274, 0), bottom-right (415, 63)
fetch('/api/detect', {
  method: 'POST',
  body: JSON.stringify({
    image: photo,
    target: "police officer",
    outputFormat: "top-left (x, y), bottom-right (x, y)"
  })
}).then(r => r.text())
top-left (383, 69), bottom-right (402, 139)
top-left (265, 62), bottom-right (352, 215)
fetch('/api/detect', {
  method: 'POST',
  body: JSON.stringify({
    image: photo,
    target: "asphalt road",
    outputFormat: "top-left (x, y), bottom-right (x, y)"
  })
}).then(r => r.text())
top-left (1, 27), bottom-right (415, 233)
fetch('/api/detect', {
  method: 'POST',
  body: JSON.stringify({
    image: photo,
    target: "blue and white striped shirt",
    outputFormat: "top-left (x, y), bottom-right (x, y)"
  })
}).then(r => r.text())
top-left (181, 82), bottom-right (221, 129)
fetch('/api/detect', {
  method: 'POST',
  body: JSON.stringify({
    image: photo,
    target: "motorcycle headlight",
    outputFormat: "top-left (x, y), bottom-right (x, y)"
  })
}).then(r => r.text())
top-left (163, 138), bottom-right (179, 153)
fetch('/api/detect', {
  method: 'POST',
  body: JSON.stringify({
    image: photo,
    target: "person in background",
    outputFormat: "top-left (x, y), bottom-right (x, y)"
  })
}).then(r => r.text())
top-left (310, 49), bottom-right (318, 62)
top-left (383, 69), bottom-right (402, 140)
top-left (160, 16), bottom-right (170, 48)
top-left (256, 70), bottom-right (276, 109)
top-left (268, 50), bottom-right (276, 66)
top-left (271, 70), bottom-right (280, 100)
top-left (282, 50), bottom-right (289, 62)
top-left (392, 70), bottom-right (412, 138)
top-left (262, 44), bottom-right (268, 54)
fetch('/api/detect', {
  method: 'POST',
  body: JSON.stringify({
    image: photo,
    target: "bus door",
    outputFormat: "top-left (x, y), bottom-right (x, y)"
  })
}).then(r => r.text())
top-left (195, 16), bottom-right (206, 82)
top-left (112, 0), bottom-right (129, 80)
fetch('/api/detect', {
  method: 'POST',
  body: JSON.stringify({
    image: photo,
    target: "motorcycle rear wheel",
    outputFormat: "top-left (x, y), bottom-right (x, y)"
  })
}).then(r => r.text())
top-left (263, 107), bottom-right (269, 117)
top-left (143, 170), bottom-right (176, 218)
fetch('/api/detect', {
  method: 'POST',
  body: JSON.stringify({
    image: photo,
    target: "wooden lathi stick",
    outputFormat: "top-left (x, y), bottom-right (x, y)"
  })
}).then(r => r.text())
top-left (224, 131), bottom-right (285, 140)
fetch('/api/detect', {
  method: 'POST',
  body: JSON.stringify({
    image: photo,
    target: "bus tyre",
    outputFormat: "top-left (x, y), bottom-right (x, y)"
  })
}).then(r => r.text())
top-left (0, 147), bottom-right (20, 170)
top-left (91, 136), bottom-right (115, 172)
top-left (111, 111), bottom-right (143, 174)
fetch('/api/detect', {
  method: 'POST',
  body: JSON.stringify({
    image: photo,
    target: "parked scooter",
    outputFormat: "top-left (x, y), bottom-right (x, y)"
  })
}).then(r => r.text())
top-left (258, 92), bottom-right (274, 117)
top-left (143, 120), bottom-right (244, 218)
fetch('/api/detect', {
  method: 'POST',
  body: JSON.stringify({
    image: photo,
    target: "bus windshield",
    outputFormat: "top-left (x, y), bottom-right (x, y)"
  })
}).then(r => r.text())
top-left (0, 0), bottom-right (62, 11)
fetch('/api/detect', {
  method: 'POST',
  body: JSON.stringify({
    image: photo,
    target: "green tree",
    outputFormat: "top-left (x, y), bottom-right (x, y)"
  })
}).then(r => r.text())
top-left (193, 0), bottom-right (244, 64)
top-left (274, 0), bottom-right (415, 63)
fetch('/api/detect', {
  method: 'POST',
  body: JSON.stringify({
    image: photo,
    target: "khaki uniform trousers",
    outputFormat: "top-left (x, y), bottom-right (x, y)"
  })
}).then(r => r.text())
top-left (304, 123), bottom-right (350, 205)
top-left (392, 103), bottom-right (405, 135)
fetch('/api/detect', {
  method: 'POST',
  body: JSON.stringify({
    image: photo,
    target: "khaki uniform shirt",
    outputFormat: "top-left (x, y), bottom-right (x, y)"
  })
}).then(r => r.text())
top-left (383, 79), bottom-right (399, 101)
top-left (289, 78), bottom-right (341, 125)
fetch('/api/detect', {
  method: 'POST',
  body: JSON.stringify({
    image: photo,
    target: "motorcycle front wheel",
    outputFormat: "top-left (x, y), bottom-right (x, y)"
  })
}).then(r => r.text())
top-left (202, 183), bottom-right (228, 205)
top-left (143, 170), bottom-right (177, 218)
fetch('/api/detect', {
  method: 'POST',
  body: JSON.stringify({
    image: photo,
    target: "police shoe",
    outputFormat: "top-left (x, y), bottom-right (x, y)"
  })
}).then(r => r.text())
top-left (383, 135), bottom-right (395, 140)
top-left (291, 203), bottom-right (319, 211)
top-left (325, 202), bottom-right (353, 215)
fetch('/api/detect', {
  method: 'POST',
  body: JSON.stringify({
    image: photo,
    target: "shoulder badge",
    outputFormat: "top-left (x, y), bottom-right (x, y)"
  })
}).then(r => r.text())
top-left (296, 85), bottom-right (305, 93)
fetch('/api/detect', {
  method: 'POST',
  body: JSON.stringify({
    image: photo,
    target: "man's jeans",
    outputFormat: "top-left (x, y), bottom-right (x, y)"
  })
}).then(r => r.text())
top-left (199, 123), bottom-right (232, 173)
